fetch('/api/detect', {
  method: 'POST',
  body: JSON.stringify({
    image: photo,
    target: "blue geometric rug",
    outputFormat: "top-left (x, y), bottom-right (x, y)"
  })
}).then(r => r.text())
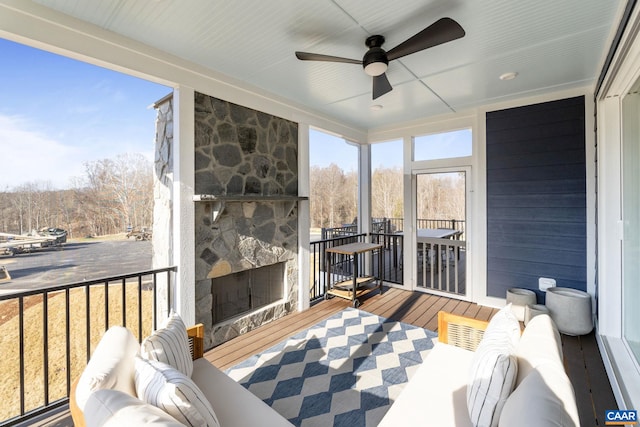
top-left (225, 308), bottom-right (437, 427)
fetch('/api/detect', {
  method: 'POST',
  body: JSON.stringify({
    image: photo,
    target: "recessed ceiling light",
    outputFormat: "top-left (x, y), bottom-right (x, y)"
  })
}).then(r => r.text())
top-left (370, 104), bottom-right (383, 111)
top-left (499, 72), bottom-right (518, 81)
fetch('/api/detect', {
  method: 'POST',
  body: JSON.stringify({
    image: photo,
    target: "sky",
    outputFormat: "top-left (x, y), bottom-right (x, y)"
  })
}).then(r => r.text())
top-left (0, 38), bottom-right (472, 191)
top-left (310, 128), bottom-right (472, 172)
top-left (0, 38), bottom-right (172, 190)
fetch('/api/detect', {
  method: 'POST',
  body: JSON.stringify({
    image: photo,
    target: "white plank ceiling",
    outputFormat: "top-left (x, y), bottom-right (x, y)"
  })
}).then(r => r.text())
top-left (29, 0), bottom-right (625, 130)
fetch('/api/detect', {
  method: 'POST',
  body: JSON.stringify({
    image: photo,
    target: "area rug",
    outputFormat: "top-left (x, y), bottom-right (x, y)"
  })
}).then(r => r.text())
top-left (225, 308), bottom-right (437, 427)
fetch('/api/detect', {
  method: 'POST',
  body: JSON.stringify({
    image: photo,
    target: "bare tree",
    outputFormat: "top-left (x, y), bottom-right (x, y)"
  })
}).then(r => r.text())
top-left (77, 153), bottom-right (153, 236)
top-left (372, 166), bottom-right (403, 219)
top-left (310, 164), bottom-right (357, 229)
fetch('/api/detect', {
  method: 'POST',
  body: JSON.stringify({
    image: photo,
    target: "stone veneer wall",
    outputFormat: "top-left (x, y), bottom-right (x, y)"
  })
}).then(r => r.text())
top-left (193, 92), bottom-right (299, 349)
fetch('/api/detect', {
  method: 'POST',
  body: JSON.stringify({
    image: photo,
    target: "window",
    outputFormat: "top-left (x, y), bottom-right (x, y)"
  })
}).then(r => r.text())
top-left (413, 128), bottom-right (472, 161)
top-left (309, 129), bottom-right (358, 234)
top-left (371, 139), bottom-right (403, 232)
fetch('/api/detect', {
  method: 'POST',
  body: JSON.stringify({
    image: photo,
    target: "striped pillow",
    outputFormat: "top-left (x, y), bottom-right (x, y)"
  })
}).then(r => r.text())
top-left (466, 305), bottom-right (520, 427)
top-left (142, 312), bottom-right (193, 377)
top-left (134, 356), bottom-right (220, 427)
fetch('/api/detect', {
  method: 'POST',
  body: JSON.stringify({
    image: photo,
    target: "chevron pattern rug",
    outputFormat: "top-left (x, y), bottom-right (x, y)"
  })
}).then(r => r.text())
top-left (225, 308), bottom-right (437, 427)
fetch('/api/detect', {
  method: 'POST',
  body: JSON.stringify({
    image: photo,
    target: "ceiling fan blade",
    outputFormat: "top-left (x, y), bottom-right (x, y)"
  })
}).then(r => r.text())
top-left (295, 51), bottom-right (361, 64)
top-left (386, 17), bottom-right (465, 61)
top-left (372, 73), bottom-right (392, 100)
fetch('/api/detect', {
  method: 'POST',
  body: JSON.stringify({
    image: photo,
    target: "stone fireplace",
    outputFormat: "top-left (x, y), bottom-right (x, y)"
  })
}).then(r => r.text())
top-left (193, 92), bottom-right (299, 349)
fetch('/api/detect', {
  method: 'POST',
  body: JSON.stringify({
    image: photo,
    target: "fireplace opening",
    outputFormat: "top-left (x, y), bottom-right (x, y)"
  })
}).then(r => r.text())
top-left (211, 262), bottom-right (285, 324)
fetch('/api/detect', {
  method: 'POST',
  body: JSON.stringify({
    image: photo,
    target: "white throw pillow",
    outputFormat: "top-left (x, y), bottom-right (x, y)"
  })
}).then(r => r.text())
top-left (498, 363), bottom-right (580, 427)
top-left (516, 314), bottom-right (563, 385)
top-left (85, 389), bottom-right (186, 427)
top-left (75, 326), bottom-right (140, 411)
top-left (142, 312), bottom-right (193, 377)
top-left (467, 304), bottom-right (520, 427)
top-left (134, 356), bottom-right (220, 427)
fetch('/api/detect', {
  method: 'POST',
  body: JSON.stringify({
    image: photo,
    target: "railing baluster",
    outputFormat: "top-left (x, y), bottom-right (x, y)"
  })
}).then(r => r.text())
top-left (166, 271), bottom-right (171, 313)
top-left (153, 274), bottom-right (158, 330)
top-left (65, 288), bottom-right (71, 396)
top-left (138, 274), bottom-right (143, 344)
top-left (122, 278), bottom-right (127, 327)
top-left (19, 297), bottom-right (25, 416)
top-left (85, 284), bottom-right (91, 363)
top-left (104, 280), bottom-right (109, 331)
top-left (43, 292), bottom-right (49, 406)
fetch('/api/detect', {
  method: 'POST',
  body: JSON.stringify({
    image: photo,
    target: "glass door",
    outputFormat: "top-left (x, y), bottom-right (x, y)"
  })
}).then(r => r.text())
top-left (414, 170), bottom-right (468, 298)
top-left (622, 85), bottom-right (640, 366)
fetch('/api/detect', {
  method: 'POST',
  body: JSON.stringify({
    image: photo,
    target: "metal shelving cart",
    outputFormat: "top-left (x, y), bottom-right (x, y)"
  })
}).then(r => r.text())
top-left (325, 242), bottom-right (384, 308)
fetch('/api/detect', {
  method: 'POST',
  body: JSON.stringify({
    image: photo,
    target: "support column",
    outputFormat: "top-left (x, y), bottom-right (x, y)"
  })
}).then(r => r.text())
top-left (402, 136), bottom-right (414, 288)
top-left (298, 123), bottom-right (310, 312)
top-left (359, 143), bottom-right (372, 236)
top-left (172, 86), bottom-right (196, 325)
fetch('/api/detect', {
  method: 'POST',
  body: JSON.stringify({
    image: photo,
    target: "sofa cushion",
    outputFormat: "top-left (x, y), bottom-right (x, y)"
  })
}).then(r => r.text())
top-left (191, 357), bottom-right (295, 427)
top-left (134, 356), bottom-right (220, 427)
top-left (515, 314), bottom-right (563, 386)
top-left (85, 389), bottom-right (186, 427)
top-left (467, 305), bottom-right (520, 427)
top-left (378, 342), bottom-right (474, 427)
top-left (75, 326), bottom-right (140, 411)
top-left (498, 363), bottom-right (579, 427)
top-left (141, 312), bottom-right (193, 377)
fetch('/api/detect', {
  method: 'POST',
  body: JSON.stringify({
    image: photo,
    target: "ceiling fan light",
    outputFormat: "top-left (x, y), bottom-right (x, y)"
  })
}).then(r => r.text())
top-left (364, 62), bottom-right (388, 76)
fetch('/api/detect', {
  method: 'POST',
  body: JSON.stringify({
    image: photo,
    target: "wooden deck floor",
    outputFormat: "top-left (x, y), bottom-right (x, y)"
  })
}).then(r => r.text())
top-left (26, 287), bottom-right (617, 427)
top-left (205, 287), bottom-right (618, 427)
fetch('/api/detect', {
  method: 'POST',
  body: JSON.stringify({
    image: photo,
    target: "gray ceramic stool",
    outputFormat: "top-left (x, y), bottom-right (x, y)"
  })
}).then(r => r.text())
top-left (524, 304), bottom-right (549, 325)
top-left (506, 288), bottom-right (537, 322)
top-left (545, 287), bottom-right (593, 335)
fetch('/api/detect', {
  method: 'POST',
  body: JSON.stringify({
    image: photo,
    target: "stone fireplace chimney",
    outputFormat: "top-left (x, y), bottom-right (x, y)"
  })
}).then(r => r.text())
top-left (192, 92), bottom-right (300, 349)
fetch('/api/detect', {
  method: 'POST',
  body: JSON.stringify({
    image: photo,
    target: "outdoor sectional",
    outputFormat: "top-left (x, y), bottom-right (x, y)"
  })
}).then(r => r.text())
top-left (379, 308), bottom-right (580, 426)
top-left (70, 306), bottom-right (578, 427)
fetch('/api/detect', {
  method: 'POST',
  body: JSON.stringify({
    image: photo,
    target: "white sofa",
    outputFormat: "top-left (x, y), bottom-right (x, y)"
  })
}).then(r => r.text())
top-left (379, 309), bottom-right (580, 427)
top-left (70, 316), bottom-right (293, 427)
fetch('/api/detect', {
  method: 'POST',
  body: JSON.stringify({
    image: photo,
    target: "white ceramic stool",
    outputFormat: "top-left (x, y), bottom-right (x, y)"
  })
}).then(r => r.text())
top-left (506, 288), bottom-right (537, 321)
top-left (524, 304), bottom-right (549, 325)
top-left (545, 287), bottom-right (593, 335)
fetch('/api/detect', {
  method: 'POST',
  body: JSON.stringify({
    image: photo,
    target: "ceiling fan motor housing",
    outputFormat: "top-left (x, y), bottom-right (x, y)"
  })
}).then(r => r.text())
top-left (363, 35), bottom-right (388, 76)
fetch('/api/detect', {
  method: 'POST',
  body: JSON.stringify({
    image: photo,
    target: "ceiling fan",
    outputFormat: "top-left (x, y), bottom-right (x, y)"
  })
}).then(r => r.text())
top-left (295, 17), bottom-right (465, 100)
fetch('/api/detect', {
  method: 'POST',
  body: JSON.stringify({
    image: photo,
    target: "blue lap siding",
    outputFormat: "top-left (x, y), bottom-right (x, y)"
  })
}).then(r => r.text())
top-left (486, 96), bottom-right (587, 301)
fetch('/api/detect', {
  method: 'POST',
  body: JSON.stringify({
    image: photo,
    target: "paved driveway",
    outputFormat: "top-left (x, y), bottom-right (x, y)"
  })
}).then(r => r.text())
top-left (0, 239), bottom-right (152, 294)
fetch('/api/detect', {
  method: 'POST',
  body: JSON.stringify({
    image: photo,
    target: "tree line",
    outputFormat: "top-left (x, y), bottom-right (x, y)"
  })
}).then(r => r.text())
top-left (308, 164), bottom-right (403, 229)
top-left (310, 164), bottom-right (464, 230)
top-left (0, 153), bottom-right (153, 238)
top-left (2, 158), bottom-right (463, 238)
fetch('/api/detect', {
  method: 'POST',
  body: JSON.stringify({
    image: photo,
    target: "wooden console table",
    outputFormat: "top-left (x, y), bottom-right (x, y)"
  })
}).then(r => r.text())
top-left (325, 242), bottom-right (384, 308)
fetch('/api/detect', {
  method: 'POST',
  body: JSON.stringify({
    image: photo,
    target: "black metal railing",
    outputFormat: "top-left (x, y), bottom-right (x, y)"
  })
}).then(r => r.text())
top-left (311, 218), bottom-right (466, 299)
top-left (0, 267), bottom-right (176, 427)
top-left (320, 218), bottom-right (395, 240)
top-left (370, 233), bottom-right (404, 284)
top-left (309, 234), bottom-right (366, 302)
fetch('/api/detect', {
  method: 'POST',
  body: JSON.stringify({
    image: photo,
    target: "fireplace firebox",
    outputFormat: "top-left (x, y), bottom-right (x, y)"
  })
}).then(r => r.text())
top-left (211, 262), bottom-right (285, 324)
